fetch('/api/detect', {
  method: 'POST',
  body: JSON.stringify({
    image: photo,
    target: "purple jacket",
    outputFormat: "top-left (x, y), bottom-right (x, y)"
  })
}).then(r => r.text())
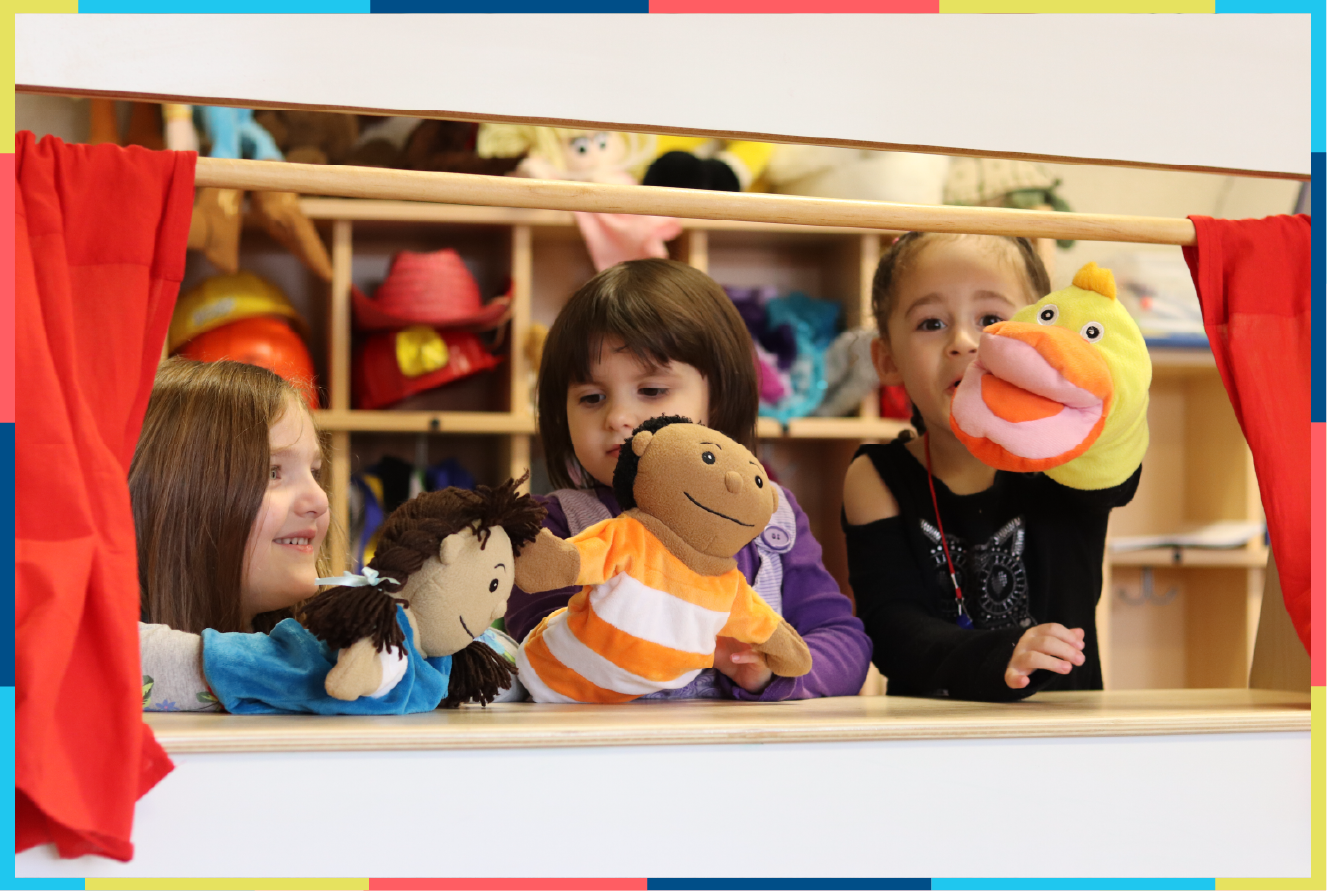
top-left (505, 484), bottom-right (872, 701)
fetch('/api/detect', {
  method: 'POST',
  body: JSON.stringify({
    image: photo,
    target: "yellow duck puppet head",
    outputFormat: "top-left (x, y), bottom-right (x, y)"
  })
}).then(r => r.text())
top-left (949, 262), bottom-right (1150, 490)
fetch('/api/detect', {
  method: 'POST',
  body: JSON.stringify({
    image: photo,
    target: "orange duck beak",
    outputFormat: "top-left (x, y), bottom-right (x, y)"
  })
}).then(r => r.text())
top-left (949, 321), bottom-right (1115, 472)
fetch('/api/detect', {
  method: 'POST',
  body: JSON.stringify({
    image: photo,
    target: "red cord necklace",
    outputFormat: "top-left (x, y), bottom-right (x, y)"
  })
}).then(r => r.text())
top-left (924, 432), bottom-right (974, 629)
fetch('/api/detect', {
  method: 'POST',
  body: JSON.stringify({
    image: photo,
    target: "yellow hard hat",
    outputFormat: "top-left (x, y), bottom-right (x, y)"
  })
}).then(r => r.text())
top-left (168, 271), bottom-right (308, 355)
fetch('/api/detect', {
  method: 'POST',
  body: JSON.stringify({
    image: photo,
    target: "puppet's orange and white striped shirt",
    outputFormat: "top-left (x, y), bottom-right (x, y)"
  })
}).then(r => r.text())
top-left (515, 515), bottom-right (781, 703)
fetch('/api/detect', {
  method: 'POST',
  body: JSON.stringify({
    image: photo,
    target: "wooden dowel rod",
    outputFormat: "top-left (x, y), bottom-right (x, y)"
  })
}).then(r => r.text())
top-left (195, 157), bottom-right (1197, 246)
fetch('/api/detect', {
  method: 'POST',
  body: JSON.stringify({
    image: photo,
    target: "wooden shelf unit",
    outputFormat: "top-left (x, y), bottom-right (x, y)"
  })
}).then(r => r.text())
top-left (290, 198), bottom-right (904, 590)
top-left (202, 197), bottom-right (1265, 694)
top-left (1098, 348), bottom-right (1266, 691)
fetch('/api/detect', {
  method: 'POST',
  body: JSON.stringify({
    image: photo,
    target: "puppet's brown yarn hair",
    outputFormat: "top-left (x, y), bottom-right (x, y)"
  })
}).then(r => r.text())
top-left (441, 638), bottom-right (518, 708)
top-left (301, 475), bottom-right (546, 655)
top-left (299, 586), bottom-right (409, 655)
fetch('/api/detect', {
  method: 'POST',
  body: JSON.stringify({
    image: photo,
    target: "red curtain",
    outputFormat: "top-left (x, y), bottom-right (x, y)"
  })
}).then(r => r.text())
top-left (1183, 214), bottom-right (1312, 653)
top-left (15, 133), bottom-right (195, 861)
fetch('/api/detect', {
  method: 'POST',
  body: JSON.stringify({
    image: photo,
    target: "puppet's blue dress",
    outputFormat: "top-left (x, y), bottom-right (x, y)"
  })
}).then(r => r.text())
top-left (202, 605), bottom-right (506, 715)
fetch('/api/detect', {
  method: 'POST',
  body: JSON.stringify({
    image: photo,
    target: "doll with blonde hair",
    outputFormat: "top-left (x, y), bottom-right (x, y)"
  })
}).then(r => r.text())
top-left (477, 124), bottom-right (680, 270)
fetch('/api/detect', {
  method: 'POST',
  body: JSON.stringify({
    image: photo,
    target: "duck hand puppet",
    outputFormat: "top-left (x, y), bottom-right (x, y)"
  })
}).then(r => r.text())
top-left (201, 478), bottom-right (545, 715)
top-left (514, 416), bottom-right (813, 704)
top-left (950, 262), bottom-right (1150, 490)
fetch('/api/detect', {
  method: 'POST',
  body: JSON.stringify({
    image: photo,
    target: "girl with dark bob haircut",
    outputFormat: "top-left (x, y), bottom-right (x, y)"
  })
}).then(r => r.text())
top-left (509, 258), bottom-right (872, 703)
top-left (537, 258), bottom-right (758, 490)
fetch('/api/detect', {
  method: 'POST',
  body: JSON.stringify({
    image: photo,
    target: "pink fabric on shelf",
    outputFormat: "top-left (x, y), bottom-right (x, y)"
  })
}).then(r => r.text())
top-left (574, 211), bottom-right (682, 272)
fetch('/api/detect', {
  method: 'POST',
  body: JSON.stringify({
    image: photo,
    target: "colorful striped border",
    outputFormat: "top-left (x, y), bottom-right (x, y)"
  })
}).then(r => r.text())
top-left (4, 3), bottom-right (1322, 890)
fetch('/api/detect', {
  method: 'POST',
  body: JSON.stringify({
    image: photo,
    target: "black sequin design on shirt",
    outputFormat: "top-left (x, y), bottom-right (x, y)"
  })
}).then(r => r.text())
top-left (919, 516), bottom-right (1033, 630)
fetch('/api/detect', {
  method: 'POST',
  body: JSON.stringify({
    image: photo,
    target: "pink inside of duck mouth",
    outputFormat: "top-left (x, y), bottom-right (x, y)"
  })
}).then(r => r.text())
top-left (978, 335), bottom-right (1105, 410)
top-left (951, 361), bottom-right (1104, 462)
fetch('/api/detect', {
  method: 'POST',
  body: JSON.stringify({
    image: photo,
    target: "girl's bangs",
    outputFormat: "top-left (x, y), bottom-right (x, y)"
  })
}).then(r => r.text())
top-left (569, 323), bottom-right (691, 383)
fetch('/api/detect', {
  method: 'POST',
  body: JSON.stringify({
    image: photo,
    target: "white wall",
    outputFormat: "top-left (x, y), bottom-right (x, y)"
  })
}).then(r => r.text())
top-left (16, 92), bottom-right (90, 145)
top-left (1043, 163), bottom-right (1303, 288)
top-left (15, 13), bottom-right (1311, 176)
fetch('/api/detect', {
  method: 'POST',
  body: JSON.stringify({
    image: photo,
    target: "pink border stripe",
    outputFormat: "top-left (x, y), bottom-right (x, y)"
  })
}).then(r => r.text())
top-left (1313, 421), bottom-right (1324, 686)
top-left (370, 881), bottom-right (649, 890)
top-left (0, 153), bottom-right (14, 425)
top-left (650, 0), bottom-right (936, 11)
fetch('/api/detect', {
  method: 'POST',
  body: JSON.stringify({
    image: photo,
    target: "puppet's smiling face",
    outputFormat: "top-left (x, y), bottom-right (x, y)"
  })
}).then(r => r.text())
top-left (631, 423), bottom-right (777, 559)
top-left (400, 525), bottom-right (514, 657)
top-left (949, 262), bottom-right (1150, 476)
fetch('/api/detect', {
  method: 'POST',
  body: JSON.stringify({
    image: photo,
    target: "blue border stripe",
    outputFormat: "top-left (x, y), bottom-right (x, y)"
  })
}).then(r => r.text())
top-left (1215, 2), bottom-right (1321, 151)
top-left (648, 882), bottom-right (929, 890)
top-left (2, 690), bottom-right (85, 890)
top-left (1315, 152), bottom-right (1324, 423)
top-left (1215, 1), bottom-right (1321, 9)
top-left (370, 0), bottom-right (648, 9)
top-left (371, 0), bottom-right (650, 9)
top-left (1318, 0), bottom-right (1325, 153)
top-left (933, 882), bottom-right (1214, 890)
top-left (0, 425), bottom-right (12, 687)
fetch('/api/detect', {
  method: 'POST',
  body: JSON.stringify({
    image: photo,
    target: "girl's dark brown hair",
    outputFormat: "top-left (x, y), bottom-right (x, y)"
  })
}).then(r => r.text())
top-left (870, 232), bottom-right (1052, 338)
top-left (131, 358), bottom-right (331, 634)
top-left (300, 475), bottom-right (546, 708)
top-left (537, 258), bottom-right (759, 491)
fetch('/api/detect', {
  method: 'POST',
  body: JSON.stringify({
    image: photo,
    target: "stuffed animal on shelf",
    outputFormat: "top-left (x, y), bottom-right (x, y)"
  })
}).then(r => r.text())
top-left (949, 262), bottom-right (1151, 490)
top-left (201, 478), bottom-right (546, 715)
top-left (229, 110), bottom-right (525, 178)
top-left (253, 108), bottom-right (359, 166)
top-left (643, 136), bottom-right (776, 192)
top-left (514, 416), bottom-right (813, 703)
top-left (165, 104), bottom-right (334, 282)
top-left (476, 124), bottom-right (681, 271)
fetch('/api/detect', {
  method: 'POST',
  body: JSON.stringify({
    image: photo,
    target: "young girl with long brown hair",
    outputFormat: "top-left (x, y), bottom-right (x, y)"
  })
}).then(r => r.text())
top-left (135, 358), bottom-right (333, 709)
top-left (135, 358), bottom-right (527, 711)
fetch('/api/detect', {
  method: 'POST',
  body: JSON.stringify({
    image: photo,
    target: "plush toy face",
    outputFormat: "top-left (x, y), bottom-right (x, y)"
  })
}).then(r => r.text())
top-left (630, 423), bottom-right (777, 559)
top-left (399, 525), bottom-right (514, 658)
top-left (563, 132), bottom-right (628, 176)
top-left (950, 262), bottom-right (1150, 474)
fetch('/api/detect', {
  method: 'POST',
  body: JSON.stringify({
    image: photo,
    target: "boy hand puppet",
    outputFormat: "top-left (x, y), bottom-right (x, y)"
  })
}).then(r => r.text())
top-left (202, 478), bottom-right (545, 715)
top-left (515, 416), bottom-right (813, 704)
top-left (950, 262), bottom-right (1150, 490)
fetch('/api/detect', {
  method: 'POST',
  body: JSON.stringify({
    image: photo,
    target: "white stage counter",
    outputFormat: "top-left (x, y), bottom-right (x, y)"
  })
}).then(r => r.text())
top-left (19, 689), bottom-right (1312, 880)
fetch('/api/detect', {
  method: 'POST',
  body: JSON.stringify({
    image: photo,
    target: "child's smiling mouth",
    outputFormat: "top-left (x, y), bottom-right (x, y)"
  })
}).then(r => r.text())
top-left (275, 532), bottom-right (317, 553)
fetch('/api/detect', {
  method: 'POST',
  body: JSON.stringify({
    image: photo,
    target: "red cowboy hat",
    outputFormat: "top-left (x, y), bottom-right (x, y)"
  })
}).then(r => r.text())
top-left (353, 326), bottom-right (503, 410)
top-left (352, 249), bottom-right (511, 331)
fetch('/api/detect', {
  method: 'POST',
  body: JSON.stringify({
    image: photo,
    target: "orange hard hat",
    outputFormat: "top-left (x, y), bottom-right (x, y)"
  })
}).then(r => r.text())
top-left (179, 316), bottom-right (320, 410)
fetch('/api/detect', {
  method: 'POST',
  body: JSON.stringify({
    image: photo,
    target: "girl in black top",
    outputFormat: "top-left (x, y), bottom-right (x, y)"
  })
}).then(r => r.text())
top-left (842, 234), bottom-right (1139, 701)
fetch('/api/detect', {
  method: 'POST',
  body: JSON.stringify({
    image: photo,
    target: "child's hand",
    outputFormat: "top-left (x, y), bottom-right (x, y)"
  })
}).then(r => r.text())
top-left (714, 636), bottom-right (774, 694)
top-left (1005, 623), bottom-right (1085, 690)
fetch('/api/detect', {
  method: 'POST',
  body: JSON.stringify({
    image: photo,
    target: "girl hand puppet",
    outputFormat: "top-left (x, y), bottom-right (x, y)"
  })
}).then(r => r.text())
top-left (202, 478), bottom-right (545, 715)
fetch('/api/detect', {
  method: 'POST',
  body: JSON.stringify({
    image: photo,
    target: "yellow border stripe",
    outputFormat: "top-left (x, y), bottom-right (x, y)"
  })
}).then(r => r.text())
top-left (8, 7), bottom-right (79, 155)
top-left (86, 881), bottom-right (370, 890)
top-left (1217, 685), bottom-right (1323, 890)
